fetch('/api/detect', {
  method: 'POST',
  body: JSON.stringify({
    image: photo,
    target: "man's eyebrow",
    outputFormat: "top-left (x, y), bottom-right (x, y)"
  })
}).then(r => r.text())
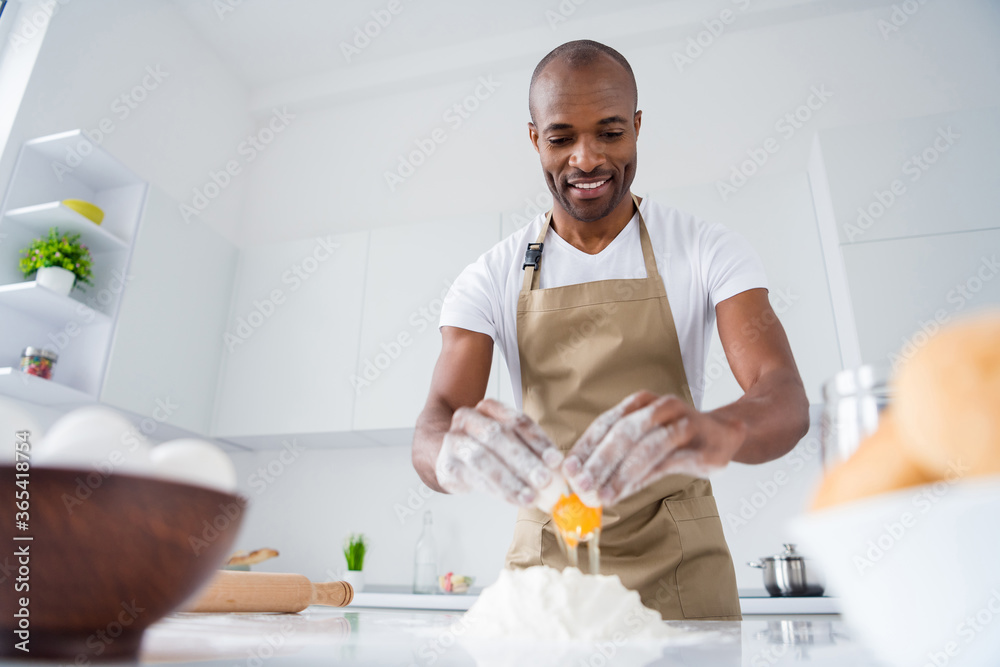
top-left (543, 116), bottom-right (629, 133)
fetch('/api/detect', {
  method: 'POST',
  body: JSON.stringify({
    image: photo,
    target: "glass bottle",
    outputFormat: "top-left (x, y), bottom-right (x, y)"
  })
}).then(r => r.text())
top-left (413, 511), bottom-right (438, 594)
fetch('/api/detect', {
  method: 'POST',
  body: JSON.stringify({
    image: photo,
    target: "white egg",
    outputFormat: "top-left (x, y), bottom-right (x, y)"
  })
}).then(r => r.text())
top-left (34, 406), bottom-right (153, 475)
top-left (0, 398), bottom-right (44, 465)
top-left (150, 439), bottom-right (237, 493)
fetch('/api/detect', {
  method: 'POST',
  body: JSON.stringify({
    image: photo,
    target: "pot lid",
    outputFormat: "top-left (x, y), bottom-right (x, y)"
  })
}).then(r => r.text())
top-left (775, 543), bottom-right (804, 561)
top-left (759, 544), bottom-right (806, 562)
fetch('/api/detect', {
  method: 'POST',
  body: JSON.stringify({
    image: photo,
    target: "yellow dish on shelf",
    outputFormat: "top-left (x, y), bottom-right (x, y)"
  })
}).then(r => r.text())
top-left (61, 199), bottom-right (104, 225)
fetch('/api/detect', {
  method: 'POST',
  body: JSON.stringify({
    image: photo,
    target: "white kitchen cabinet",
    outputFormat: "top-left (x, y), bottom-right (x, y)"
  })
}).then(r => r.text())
top-left (815, 107), bottom-right (1000, 246)
top-left (213, 231), bottom-right (370, 440)
top-left (809, 108), bottom-right (1000, 369)
top-left (100, 187), bottom-right (237, 435)
top-left (651, 174), bottom-right (841, 407)
top-left (352, 214), bottom-right (501, 434)
top-left (841, 228), bottom-right (1000, 368)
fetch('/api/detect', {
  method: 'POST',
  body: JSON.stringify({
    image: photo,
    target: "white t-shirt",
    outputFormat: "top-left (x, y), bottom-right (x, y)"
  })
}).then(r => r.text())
top-left (439, 197), bottom-right (768, 410)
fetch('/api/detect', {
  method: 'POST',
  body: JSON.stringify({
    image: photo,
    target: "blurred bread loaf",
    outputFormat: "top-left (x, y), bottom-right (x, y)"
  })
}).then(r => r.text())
top-left (812, 312), bottom-right (999, 510)
top-left (893, 313), bottom-right (1000, 478)
top-left (812, 412), bottom-right (932, 510)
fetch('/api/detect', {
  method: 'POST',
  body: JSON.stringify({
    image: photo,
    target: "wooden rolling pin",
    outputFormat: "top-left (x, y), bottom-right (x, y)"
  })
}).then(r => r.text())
top-left (184, 571), bottom-right (354, 613)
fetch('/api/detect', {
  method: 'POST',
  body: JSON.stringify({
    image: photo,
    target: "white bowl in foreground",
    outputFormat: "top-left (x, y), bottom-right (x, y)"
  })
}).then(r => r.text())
top-left (791, 476), bottom-right (1000, 667)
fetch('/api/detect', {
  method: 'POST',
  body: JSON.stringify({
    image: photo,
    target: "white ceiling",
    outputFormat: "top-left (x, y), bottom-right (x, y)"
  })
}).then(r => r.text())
top-left (168, 0), bottom-right (899, 112)
top-left (168, 0), bottom-right (674, 89)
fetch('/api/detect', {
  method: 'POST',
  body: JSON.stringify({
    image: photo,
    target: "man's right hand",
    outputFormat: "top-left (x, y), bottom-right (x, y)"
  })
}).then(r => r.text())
top-left (435, 398), bottom-right (564, 505)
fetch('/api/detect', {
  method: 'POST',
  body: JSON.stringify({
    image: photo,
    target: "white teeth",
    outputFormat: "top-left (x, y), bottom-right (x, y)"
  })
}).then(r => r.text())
top-left (572, 180), bottom-right (607, 190)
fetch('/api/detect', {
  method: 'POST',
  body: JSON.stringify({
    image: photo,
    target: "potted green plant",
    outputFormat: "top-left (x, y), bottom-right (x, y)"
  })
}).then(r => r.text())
top-left (342, 533), bottom-right (369, 592)
top-left (19, 227), bottom-right (94, 296)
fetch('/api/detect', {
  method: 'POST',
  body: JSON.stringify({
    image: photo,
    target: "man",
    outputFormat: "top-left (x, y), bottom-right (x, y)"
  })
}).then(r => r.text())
top-left (412, 40), bottom-right (809, 621)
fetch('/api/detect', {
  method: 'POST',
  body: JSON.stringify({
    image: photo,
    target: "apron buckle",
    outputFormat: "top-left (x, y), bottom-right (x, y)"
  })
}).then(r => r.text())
top-left (522, 242), bottom-right (544, 270)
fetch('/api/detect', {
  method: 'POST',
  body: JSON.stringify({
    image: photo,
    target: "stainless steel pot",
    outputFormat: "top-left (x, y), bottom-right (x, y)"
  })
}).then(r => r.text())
top-left (748, 544), bottom-right (825, 597)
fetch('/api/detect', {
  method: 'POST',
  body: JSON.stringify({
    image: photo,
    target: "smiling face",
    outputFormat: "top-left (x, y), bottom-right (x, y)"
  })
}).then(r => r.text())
top-left (529, 55), bottom-right (640, 224)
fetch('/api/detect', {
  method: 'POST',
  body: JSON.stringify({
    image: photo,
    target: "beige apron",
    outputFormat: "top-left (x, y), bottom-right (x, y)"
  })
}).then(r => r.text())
top-left (505, 194), bottom-right (742, 621)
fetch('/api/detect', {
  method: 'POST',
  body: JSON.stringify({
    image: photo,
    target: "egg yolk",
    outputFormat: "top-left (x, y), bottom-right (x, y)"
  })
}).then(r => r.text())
top-left (551, 493), bottom-right (602, 549)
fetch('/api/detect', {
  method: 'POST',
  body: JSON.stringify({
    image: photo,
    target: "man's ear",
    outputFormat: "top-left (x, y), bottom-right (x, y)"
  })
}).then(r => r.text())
top-left (528, 122), bottom-right (541, 154)
top-left (634, 110), bottom-right (642, 138)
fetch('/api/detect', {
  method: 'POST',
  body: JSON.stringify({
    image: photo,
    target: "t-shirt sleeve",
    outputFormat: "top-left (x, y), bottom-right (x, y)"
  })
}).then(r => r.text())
top-left (439, 254), bottom-right (499, 341)
top-left (702, 223), bottom-right (769, 309)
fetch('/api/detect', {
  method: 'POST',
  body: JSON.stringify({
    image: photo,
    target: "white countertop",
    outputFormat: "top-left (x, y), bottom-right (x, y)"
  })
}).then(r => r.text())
top-left (139, 607), bottom-right (877, 666)
top-left (351, 585), bottom-right (840, 615)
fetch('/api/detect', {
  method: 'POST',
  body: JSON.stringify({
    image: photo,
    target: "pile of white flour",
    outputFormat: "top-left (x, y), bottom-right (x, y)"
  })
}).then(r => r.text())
top-left (460, 566), bottom-right (685, 641)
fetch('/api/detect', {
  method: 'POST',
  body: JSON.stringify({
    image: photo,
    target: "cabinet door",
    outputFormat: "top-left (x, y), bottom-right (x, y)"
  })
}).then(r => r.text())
top-left (842, 229), bottom-right (1000, 368)
top-left (352, 214), bottom-right (500, 432)
top-left (651, 173), bottom-right (841, 407)
top-left (810, 107), bottom-right (1000, 369)
top-left (213, 231), bottom-right (369, 438)
top-left (101, 187), bottom-right (237, 435)
top-left (816, 107), bottom-right (1000, 245)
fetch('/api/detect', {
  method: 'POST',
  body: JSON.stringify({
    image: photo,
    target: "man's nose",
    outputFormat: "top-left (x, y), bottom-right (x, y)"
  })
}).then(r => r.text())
top-left (568, 136), bottom-right (605, 173)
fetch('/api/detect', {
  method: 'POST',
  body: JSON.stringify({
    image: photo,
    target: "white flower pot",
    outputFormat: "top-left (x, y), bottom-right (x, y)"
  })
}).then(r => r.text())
top-left (36, 266), bottom-right (76, 296)
top-left (342, 570), bottom-right (365, 592)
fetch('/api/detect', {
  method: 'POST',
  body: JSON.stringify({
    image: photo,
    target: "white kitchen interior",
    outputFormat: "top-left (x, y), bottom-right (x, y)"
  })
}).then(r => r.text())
top-left (1, 0), bottom-right (999, 664)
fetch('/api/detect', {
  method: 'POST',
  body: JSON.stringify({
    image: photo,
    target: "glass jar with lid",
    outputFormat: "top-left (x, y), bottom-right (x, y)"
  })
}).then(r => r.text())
top-left (20, 347), bottom-right (58, 379)
top-left (820, 365), bottom-right (891, 471)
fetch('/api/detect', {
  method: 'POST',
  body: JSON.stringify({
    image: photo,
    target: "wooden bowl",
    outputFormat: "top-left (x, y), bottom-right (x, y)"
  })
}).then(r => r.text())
top-left (0, 465), bottom-right (246, 661)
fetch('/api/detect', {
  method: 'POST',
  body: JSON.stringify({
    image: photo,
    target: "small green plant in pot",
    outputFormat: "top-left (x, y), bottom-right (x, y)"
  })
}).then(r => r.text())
top-left (344, 533), bottom-right (368, 571)
top-left (342, 533), bottom-right (368, 592)
top-left (19, 227), bottom-right (94, 296)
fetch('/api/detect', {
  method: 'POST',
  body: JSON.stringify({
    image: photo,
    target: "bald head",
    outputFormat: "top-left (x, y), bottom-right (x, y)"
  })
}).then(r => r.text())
top-left (528, 40), bottom-right (637, 124)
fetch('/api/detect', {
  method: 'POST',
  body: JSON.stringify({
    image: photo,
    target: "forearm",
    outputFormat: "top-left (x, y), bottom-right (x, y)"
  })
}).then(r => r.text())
top-left (711, 368), bottom-right (810, 465)
top-left (414, 327), bottom-right (495, 491)
top-left (412, 399), bottom-right (454, 493)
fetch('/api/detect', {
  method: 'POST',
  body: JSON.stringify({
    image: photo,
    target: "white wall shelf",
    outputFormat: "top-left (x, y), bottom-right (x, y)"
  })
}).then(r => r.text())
top-left (21, 130), bottom-right (145, 192)
top-left (4, 201), bottom-right (128, 252)
top-left (0, 130), bottom-right (147, 408)
top-left (0, 281), bottom-right (109, 328)
top-left (0, 368), bottom-right (246, 449)
top-left (0, 368), bottom-right (96, 406)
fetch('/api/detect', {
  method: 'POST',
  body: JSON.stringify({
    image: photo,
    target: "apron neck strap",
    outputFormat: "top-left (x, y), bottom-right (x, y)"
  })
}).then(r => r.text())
top-left (631, 193), bottom-right (661, 284)
top-left (522, 193), bottom-right (660, 292)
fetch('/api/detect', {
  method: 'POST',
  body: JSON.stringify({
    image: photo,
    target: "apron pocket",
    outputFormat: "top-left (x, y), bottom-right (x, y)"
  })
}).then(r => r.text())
top-left (504, 518), bottom-right (549, 570)
top-left (663, 495), bottom-right (741, 619)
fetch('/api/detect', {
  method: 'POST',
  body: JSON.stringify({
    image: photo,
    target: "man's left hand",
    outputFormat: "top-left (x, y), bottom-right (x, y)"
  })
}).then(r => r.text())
top-left (562, 391), bottom-right (747, 506)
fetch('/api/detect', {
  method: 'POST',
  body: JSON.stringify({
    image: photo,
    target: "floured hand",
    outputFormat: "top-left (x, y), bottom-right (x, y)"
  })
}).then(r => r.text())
top-left (435, 399), bottom-right (564, 506)
top-left (562, 391), bottom-right (746, 506)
